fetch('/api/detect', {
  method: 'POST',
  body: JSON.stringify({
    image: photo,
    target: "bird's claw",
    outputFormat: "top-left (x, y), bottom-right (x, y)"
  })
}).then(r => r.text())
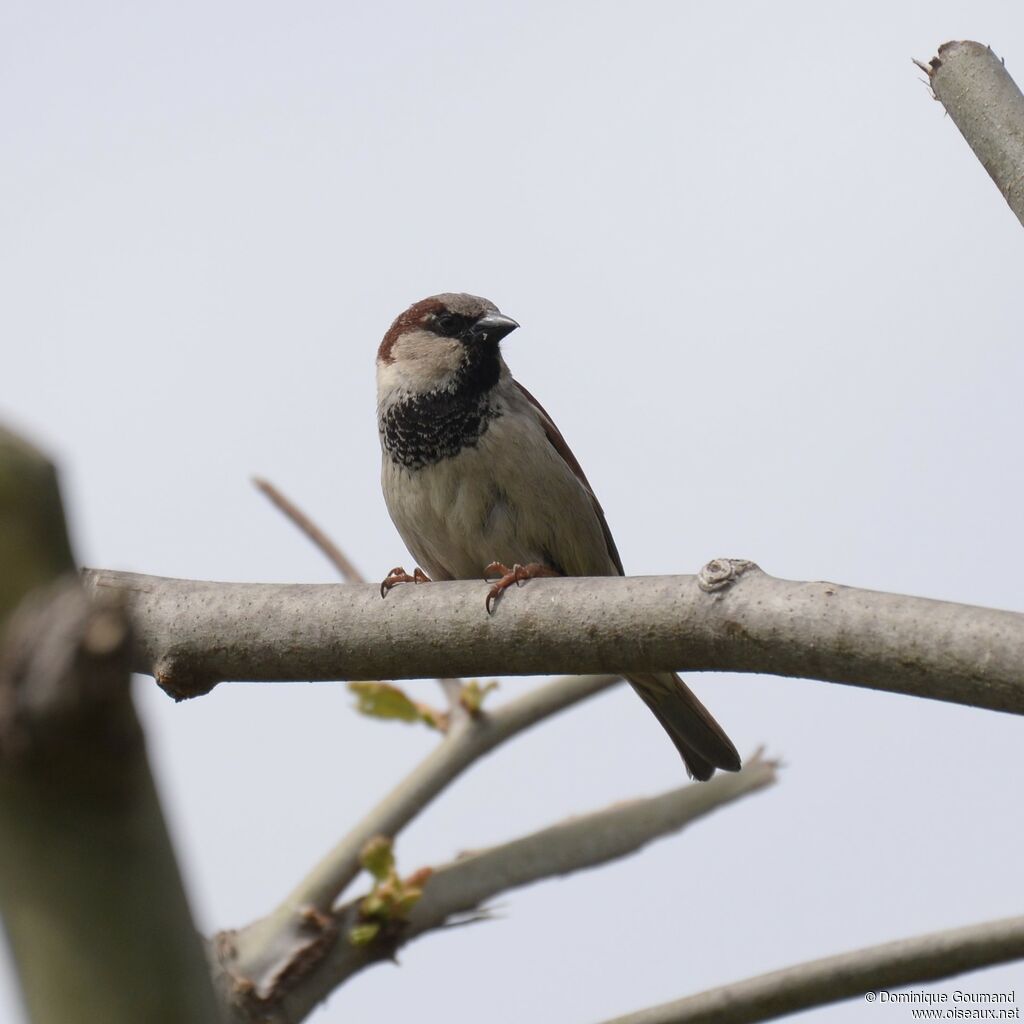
top-left (380, 566), bottom-right (431, 598)
top-left (483, 562), bottom-right (560, 614)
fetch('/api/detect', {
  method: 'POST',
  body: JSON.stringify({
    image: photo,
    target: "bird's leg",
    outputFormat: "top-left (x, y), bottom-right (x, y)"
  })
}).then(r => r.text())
top-left (380, 566), bottom-right (432, 598)
top-left (483, 562), bottom-right (561, 614)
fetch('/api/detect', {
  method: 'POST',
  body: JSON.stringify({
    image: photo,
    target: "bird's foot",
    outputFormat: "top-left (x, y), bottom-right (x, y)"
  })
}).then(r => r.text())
top-left (483, 562), bottom-right (560, 614)
top-left (380, 566), bottom-right (432, 598)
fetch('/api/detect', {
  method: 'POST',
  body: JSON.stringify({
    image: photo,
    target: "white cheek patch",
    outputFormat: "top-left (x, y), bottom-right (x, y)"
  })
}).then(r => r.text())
top-left (378, 331), bottom-right (464, 395)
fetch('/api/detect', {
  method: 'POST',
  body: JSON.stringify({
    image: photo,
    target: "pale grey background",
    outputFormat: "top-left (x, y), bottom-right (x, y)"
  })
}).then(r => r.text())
top-left (2, 2), bottom-right (1022, 1021)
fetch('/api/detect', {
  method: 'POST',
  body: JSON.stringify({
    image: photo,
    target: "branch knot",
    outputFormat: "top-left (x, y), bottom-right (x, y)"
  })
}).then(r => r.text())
top-left (697, 558), bottom-right (760, 593)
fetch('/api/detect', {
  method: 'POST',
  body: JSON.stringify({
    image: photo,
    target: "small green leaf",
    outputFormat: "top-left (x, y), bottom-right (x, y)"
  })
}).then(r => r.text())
top-left (348, 923), bottom-right (381, 947)
top-left (360, 836), bottom-right (395, 881)
top-left (349, 682), bottom-right (421, 723)
top-left (460, 679), bottom-right (499, 715)
top-left (360, 893), bottom-right (388, 918)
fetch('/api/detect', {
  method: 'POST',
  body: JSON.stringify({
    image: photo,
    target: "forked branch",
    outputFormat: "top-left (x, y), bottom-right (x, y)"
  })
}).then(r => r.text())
top-left (217, 752), bottom-right (779, 1022)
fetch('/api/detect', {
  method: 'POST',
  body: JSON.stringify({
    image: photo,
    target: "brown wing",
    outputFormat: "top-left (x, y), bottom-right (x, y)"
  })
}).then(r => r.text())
top-left (514, 380), bottom-right (625, 576)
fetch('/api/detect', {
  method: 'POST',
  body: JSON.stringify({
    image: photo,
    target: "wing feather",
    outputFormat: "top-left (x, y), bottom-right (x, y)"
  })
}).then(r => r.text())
top-left (513, 380), bottom-right (625, 576)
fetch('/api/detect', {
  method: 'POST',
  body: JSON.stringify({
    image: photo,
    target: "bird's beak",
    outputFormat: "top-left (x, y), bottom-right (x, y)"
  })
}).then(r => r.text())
top-left (469, 313), bottom-right (519, 344)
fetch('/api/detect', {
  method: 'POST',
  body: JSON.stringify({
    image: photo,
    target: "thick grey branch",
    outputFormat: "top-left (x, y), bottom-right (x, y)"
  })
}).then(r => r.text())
top-left (598, 913), bottom-right (1024, 1024)
top-left (922, 40), bottom-right (1024, 227)
top-left (84, 565), bottom-right (1024, 715)
top-left (266, 752), bottom-right (779, 1024)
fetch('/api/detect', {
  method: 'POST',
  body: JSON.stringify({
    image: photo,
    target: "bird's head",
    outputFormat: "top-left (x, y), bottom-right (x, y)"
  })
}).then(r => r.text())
top-left (376, 293), bottom-right (519, 395)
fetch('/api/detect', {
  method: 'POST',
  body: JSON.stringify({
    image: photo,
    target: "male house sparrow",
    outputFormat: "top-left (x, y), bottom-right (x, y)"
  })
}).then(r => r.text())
top-left (376, 293), bottom-right (740, 780)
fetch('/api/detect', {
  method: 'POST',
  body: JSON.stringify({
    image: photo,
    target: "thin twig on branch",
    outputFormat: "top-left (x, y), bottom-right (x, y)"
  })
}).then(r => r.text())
top-left (84, 564), bottom-right (1024, 715)
top-left (919, 40), bottom-right (1024, 227)
top-left (597, 913), bottom-right (1024, 1024)
top-left (252, 476), bottom-right (366, 583)
top-left (220, 751), bottom-right (779, 1023)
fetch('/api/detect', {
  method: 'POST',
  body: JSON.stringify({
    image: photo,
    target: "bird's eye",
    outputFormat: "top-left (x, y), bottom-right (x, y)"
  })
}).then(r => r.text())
top-left (434, 313), bottom-right (461, 336)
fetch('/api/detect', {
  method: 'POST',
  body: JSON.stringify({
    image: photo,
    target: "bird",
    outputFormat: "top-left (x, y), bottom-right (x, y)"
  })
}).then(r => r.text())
top-left (375, 292), bottom-right (741, 780)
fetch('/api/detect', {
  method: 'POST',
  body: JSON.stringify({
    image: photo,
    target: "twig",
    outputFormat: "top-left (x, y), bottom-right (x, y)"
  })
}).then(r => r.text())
top-left (84, 564), bottom-right (1024, 715)
top-left (219, 673), bottom-right (622, 1003)
top-left (252, 476), bottom-right (366, 583)
top-left (222, 750), bottom-right (777, 1022)
top-left (919, 40), bottom-right (1024, 227)
top-left (597, 913), bottom-right (1024, 1024)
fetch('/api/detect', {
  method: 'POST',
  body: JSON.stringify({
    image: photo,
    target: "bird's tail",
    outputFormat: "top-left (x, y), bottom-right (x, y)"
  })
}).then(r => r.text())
top-left (627, 672), bottom-right (741, 781)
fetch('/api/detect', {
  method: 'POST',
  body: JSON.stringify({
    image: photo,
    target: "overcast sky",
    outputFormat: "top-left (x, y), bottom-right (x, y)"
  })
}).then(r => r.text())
top-left (3, 2), bottom-right (1023, 1022)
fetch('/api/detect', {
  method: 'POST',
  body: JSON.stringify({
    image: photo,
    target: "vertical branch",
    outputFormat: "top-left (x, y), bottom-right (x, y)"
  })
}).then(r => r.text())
top-left (0, 429), bottom-right (75, 624)
top-left (0, 426), bottom-right (223, 1024)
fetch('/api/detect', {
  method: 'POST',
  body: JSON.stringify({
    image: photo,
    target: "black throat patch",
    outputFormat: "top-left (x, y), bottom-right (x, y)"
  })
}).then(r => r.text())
top-left (380, 344), bottom-right (502, 469)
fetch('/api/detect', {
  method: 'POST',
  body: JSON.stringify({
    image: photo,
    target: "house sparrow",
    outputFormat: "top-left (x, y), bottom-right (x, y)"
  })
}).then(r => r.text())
top-left (376, 293), bottom-right (740, 780)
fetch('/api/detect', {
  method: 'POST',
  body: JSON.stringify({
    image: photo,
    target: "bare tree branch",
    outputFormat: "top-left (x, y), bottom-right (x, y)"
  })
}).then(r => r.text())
top-left (0, 426), bottom-right (223, 1024)
top-left (252, 476), bottom-right (366, 584)
top-left (598, 913), bottom-right (1024, 1024)
top-left (919, 40), bottom-right (1024, 227)
top-left (217, 673), bottom-right (621, 1007)
top-left (218, 751), bottom-right (778, 1022)
top-left (84, 563), bottom-right (1024, 715)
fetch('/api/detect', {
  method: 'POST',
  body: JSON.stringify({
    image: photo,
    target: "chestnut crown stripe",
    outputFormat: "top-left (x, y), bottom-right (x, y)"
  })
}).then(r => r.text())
top-left (377, 297), bottom-right (447, 364)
